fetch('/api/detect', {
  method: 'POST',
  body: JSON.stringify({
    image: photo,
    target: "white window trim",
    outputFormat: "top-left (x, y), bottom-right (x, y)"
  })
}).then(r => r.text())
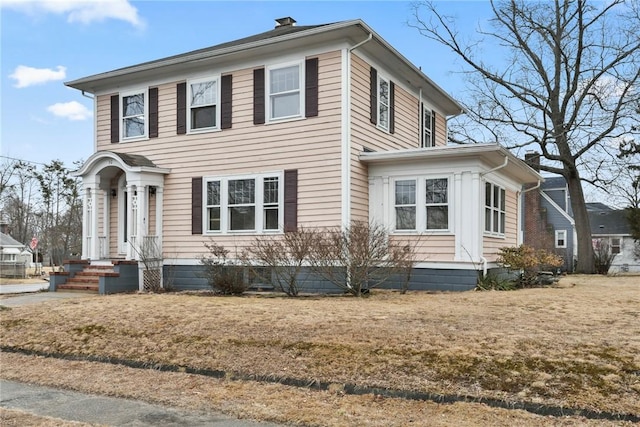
top-left (555, 229), bottom-right (567, 248)
top-left (187, 75), bottom-right (221, 134)
top-left (484, 181), bottom-right (506, 238)
top-left (394, 179), bottom-right (417, 231)
top-left (391, 176), bottom-right (452, 234)
top-left (120, 88), bottom-right (148, 141)
top-left (421, 104), bottom-right (435, 148)
top-left (377, 74), bottom-right (390, 132)
top-left (203, 172), bottom-right (284, 234)
top-left (266, 60), bottom-right (304, 123)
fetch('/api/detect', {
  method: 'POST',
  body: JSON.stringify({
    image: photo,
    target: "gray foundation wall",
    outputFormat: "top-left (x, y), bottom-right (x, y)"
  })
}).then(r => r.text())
top-left (164, 265), bottom-right (478, 293)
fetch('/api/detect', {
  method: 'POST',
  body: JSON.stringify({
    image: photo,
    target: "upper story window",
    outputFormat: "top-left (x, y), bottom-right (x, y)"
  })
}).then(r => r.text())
top-left (555, 229), bottom-right (567, 248)
top-left (121, 90), bottom-right (147, 140)
top-left (393, 177), bottom-right (450, 233)
top-left (189, 77), bottom-right (220, 132)
top-left (422, 106), bottom-right (436, 147)
top-left (204, 173), bottom-right (282, 234)
top-left (268, 62), bottom-right (302, 121)
top-left (485, 182), bottom-right (506, 236)
top-left (378, 75), bottom-right (390, 131)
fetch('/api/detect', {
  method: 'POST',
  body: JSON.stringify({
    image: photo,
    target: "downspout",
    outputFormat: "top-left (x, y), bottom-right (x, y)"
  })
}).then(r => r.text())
top-left (480, 155), bottom-right (508, 176)
top-left (81, 90), bottom-right (94, 100)
top-left (342, 32), bottom-right (373, 228)
top-left (342, 32), bottom-right (372, 291)
top-left (479, 256), bottom-right (487, 278)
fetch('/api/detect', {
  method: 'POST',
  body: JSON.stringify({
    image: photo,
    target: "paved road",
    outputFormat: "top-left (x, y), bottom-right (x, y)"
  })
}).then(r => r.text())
top-left (1, 380), bottom-right (281, 426)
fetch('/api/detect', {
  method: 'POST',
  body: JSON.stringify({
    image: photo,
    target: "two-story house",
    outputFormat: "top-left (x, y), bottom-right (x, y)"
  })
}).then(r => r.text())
top-left (61, 17), bottom-right (541, 293)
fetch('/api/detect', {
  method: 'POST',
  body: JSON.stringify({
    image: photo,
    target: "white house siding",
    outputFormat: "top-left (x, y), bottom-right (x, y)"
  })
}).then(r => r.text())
top-left (95, 51), bottom-right (344, 259)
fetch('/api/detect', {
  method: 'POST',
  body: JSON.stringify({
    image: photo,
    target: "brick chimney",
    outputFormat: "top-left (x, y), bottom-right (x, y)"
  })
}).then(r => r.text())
top-left (522, 152), bottom-right (555, 253)
top-left (275, 17), bottom-right (296, 28)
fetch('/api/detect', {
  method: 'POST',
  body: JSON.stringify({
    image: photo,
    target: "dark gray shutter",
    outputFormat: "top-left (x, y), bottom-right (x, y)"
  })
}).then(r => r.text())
top-left (221, 74), bottom-right (232, 129)
top-left (253, 68), bottom-right (265, 125)
top-left (389, 81), bottom-right (395, 134)
top-left (420, 102), bottom-right (424, 147)
top-left (149, 87), bottom-right (158, 138)
top-left (176, 82), bottom-right (186, 135)
top-left (192, 177), bottom-right (202, 235)
top-left (284, 169), bottom-right (298, 232)
top-left (305, 57), bottom-right (319, 118)
top-left (369, 67), bottom-right (377, 125)
top-left (431, 110), bottom-right (437, 146)
top-left (110, 95), bottom-right (119, 143)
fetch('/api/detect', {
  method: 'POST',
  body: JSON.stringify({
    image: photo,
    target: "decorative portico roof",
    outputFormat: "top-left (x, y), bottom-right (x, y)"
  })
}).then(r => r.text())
top-left (74, 151), bottom-right (170, 178)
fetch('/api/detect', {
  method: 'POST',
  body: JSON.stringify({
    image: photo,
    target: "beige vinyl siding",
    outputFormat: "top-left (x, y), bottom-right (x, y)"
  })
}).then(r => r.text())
top-left (350, 53), bottom-right (427, 223)
top-left (392, 234), bottom-right (456, 262)
top-left (95, 51), bottom-right (343, 259)
top-left (434, 113), bottom-right (447, 147)
top-left (483, 189), bottom-right (518, 261)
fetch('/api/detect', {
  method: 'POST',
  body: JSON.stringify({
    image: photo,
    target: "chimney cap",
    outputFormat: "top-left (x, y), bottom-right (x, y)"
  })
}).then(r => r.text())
top-left (275, 17), bottom-right (296, 28)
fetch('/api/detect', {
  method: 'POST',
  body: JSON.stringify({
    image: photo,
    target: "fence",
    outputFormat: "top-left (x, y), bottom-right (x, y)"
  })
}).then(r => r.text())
top-left (0, 262), bottom-right (27, 279)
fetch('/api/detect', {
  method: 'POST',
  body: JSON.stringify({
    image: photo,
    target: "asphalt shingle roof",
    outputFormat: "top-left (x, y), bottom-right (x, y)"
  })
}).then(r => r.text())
top-left (589, 209), bottom-right (631, 235)
top-left (0, 232), bottom-right (24, 247)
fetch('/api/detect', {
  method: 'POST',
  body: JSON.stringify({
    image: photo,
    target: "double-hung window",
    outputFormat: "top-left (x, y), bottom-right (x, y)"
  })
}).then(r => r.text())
top-left (189, 77), bottom-right (219, 131)
top-left (393, 177), bottom-right (450, 233)
top-left (395, 180), bottom-right (416, 230)
top-left (485, 182), bottom-right (506, 235)
top-left (422, 106), bottom-right (436, 147)
top-left (610, 238), bottom-right (621, 254)
top-left (425, 178), bottom-right (448, 230)
top-left (378, 75), bottom-right (390, 131)
top-left (555, 230), bottom-right (567, 248)
top-left (204, 174), bottom-right (281, 233)
top-left (268, 62), bottom-right (302, 120)
top-left (121, 90), bottom-right (146, 139)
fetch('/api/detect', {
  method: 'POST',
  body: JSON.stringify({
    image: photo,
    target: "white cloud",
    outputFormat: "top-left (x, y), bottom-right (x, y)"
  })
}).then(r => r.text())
top-left (1, 0), bottom-right (144, 28)
top-left (9, 65), bottom-right (66, 88)
top-left (47, 101), bottom-right (92, 121)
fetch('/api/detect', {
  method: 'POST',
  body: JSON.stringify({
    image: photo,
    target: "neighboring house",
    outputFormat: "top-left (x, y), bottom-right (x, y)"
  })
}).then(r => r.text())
top-left (64, 17), bottom-right (541, 293)
top-left (522, 153), bottom-right (577, 272)
top-left (0, 222), bottom-right (29, 278)
top-left (589, 203), bottom-right (639, 273)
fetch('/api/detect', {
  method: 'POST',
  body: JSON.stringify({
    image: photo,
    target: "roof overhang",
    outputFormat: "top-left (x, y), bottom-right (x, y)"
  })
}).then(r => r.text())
top-left (64, 20), bottom-right (463, 116)
top-left (359, 143), bottom-right (543, 185)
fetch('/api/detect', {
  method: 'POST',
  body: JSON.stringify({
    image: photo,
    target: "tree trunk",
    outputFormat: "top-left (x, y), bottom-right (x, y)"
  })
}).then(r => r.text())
top-left (566, 174), bottom-right (594, 273)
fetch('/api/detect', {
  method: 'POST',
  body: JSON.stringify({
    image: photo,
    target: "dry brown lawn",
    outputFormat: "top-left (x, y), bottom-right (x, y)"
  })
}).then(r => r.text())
top-left (1, 274), bottom-right (639, 426)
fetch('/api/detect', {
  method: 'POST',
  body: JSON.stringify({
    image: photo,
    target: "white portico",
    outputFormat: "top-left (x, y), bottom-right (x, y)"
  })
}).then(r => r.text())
top-left (74, 151), bottom-right (170, 262)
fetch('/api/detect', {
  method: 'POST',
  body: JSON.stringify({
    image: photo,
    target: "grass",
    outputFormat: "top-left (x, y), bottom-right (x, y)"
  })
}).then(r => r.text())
top-left (1, 274), bottom-right (639, 425)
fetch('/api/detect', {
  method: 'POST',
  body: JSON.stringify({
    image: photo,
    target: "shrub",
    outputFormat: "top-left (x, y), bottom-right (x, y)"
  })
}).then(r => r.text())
top-left (476, 272), bottom-right (517, 291)
top-left (497, 245), bottom-right (563, 288)
top-left (199, 242), bottom-right (248, 295)
top-left (593, 239), bottom-right (615, 275)
top-left (308, 221), bottom-right (415, 297)
top-left (245, 227), bottom-right (316, 296)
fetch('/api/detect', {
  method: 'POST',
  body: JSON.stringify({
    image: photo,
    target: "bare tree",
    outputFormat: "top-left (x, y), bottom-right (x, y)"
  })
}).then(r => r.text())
top-left (411, 0), bottom-right (640, 273)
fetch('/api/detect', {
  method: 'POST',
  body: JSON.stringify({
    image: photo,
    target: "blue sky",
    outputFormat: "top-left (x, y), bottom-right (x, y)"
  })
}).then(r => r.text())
top-left (1, 0), bottom-right (492, 167)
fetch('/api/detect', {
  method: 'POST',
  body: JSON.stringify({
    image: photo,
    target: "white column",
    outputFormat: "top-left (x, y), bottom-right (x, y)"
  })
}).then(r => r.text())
top-left (81, 186), bottom-right (90, 259)
top-left (90, 186), bottom-right (99, 260)
top-left (155, 186), bottom-right (164, 257)
top-left (137, 185), bottom-right (148, 261)
top-left (382, 177), bottom-right (390, 227)
top-left (103, 189), bottom-right (110, 258)
top-left (126, 184), bottom-right (135, 260)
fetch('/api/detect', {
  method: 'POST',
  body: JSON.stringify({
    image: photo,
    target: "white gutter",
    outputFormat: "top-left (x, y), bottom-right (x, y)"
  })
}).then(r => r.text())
top-left (521, 180), bottom-right (541, 193)
top-left (341, 33), bottom-right (373, 227)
